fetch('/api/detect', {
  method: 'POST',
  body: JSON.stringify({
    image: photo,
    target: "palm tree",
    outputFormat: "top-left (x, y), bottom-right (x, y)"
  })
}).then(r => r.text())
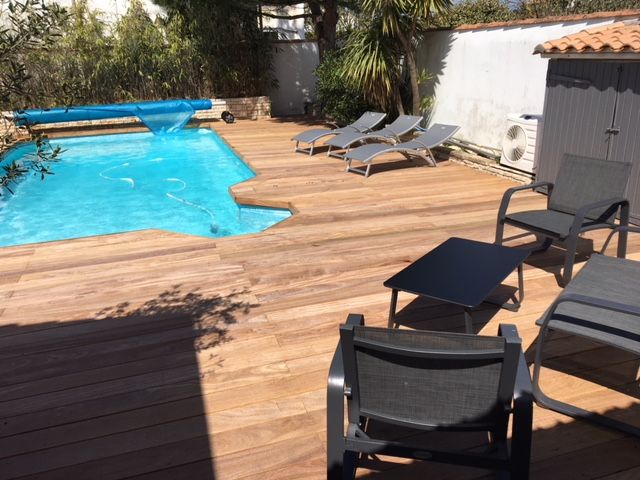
top-left (339, 16), bottom-right (403, 114)
top-left (359, 0), bottom-right (450, 115)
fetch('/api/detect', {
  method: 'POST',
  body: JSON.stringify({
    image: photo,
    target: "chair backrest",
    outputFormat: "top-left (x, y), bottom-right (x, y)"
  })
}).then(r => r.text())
top-left (351, 111), bottom-right (387, 131)
top-left (549, 154), bottom-right (631, 220)
top-left (386, 115), bottom-right (424, 136)
top-left (414, 124), bottom-right (461, 147)
top-left (340, 325), bottom-right (521, 431)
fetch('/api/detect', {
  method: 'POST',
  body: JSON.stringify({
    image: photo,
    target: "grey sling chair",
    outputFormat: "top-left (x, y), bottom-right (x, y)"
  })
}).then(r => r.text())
top-left (327, 313), bottom-right (533, 479)
top-left (292, 111), bottom-right (387, 155)
top-left (324, 114), bottom-right (424, 159)
top-left (342, 123), bottom-right (461, 177)
top-left (495, 154), bottom-right (631, 286)
top-left (533, 225), bottom-right (640, 437)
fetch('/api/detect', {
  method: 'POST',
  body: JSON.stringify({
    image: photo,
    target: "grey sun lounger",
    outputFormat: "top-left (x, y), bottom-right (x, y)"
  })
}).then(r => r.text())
top-left (325, 114), bottom-right (424, 158)
top-left (292, 111), bottom-right (386, 155)
top-left (343, 123), bottom-right (460, 177)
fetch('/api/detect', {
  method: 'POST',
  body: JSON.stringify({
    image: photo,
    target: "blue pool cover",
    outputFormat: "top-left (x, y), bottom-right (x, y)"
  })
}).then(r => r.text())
top-left (14, 99), bottom-right (213, 126)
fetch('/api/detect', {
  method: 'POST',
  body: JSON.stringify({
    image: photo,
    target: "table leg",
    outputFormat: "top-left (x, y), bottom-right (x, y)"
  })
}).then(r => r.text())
top-left (388, 289), bottom-right (398, 328)
top-left (464, 308), bottom-right (473, 334)
top-left (485, 262), bottom-right (525, 312)
top-left (501, 263), bottom-right (525, 311)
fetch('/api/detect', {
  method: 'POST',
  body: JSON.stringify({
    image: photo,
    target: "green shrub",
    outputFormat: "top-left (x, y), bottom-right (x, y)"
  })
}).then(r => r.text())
top-left (314, 50), bottom-right (374, 125)
top-left (6, 0), bottom-right (274, 109)
top-left (437, 0), bottom-right (514, 28)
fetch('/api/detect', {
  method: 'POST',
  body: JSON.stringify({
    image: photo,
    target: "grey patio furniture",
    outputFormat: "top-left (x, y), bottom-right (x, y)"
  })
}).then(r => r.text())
top-left (291, 111), bottom-right (386, 155)
top-left (327, 313), bottom-right (533, 479)
top-left (533, 226), bottom-right (640, 437)
top-left (324, 114), bottom-right (423, 159)
top-left (495, 154), bottom-right (631, 285)
top-left (343, 123), bottom-right (460, 177)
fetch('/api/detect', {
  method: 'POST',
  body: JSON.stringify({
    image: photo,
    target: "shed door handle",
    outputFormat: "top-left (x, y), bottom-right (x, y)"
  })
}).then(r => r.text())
top-left (606, 127), bottom-right (621, 135)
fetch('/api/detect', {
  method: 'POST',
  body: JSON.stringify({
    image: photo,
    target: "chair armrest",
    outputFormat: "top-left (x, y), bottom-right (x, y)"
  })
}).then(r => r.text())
top-left (327, 314), bottom-right (364, 477)
top-left (601, 225), bottom-right (640, 255)
top-left (497, 181), bottom-right (554, 223)
top-left (498, 324), bottom-right (532, 476)
top-left (570, 197), bottom-right (628, 232)
top-left (326, 121), bottom-right (340, 129)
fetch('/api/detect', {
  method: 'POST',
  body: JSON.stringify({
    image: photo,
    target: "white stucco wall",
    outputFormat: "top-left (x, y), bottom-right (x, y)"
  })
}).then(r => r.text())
top-left (262, 4), bottom-right (306, 40)
top-left (418, 18), bottom-right (622, 149)
top-left (270, 41), bottom-right (319, 116)
top-left (51, 0), bottom-right (164, 22)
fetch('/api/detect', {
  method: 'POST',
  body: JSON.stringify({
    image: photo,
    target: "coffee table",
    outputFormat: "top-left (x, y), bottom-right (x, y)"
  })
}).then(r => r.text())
top-left (384, 237), bottom-right (529, 333)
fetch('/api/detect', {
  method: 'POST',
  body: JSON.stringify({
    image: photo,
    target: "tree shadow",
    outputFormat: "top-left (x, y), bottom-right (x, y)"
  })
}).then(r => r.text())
top-left (0, 285), bottom-right (257, 479)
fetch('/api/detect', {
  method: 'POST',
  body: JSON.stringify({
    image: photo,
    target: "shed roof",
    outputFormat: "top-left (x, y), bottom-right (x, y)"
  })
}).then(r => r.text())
top-left (534, 19), bottom-right (640, 56)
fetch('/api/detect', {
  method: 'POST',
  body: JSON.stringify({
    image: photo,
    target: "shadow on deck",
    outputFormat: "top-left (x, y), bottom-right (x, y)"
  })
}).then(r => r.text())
top-left (0, 286), bottom-right (254, 479)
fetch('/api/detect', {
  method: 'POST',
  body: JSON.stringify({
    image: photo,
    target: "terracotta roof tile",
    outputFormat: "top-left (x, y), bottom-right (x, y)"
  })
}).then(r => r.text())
top-left (534, 20), bottom-right (640, 55)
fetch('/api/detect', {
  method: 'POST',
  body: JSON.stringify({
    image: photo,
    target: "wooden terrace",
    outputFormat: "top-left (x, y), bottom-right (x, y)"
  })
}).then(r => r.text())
top-left (0, 118), bottom-right (639, 479)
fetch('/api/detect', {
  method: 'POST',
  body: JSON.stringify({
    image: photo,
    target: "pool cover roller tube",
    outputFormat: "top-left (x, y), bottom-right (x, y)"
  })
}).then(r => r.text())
top-left (13, 99), bottom-right (213, 126)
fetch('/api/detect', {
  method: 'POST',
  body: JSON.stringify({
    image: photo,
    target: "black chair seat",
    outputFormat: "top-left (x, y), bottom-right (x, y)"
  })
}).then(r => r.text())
top-left (505, 209), bottom-right (612, 240)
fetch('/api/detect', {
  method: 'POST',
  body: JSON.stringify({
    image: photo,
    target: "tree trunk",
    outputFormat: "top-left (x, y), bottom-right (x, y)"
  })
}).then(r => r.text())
top-left (398, 31), bottom-right (420, 115)
top-left (308, 0), bottom-right (338, 61)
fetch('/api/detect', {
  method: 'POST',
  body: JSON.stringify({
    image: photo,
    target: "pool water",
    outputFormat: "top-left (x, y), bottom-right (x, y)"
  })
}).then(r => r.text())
top-left (0, 129), bottom-right (291, 247)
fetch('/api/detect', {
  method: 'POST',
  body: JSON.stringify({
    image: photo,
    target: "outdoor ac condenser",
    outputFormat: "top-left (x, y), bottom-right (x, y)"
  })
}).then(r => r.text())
top-left (500, 114), bottom-right (543, 174)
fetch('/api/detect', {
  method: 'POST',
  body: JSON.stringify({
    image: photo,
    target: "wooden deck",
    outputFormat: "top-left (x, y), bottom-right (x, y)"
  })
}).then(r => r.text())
top-left (1, 118), bottom-right (639, 479)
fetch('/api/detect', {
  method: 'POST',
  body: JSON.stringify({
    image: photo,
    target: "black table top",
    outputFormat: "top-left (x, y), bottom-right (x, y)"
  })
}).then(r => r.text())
top-left (384, 237), bottom-right (530, 308)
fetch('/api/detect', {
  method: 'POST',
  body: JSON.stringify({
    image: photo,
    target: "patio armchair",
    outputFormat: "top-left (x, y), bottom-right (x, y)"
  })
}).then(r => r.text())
top-left (532, 226), bottom-right (640, 437)
top-left (495, 154), bottom-right (631, 285)
top-left (342, 123), bottom-right (460, 177)
top-left (324, 115), bottom-right (423, 159)
top-left (327, 314), bottom-right (533, 479)
top-left (292, 111), bottom-right (386, 155)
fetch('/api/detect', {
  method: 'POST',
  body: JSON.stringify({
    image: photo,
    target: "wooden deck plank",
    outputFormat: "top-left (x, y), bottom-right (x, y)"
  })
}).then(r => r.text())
top-left (0, 118), bottom-right (638, 478)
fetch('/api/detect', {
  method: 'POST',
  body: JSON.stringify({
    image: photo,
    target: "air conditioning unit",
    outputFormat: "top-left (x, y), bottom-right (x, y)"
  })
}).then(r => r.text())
top-left (500, 114), bottom-right (543, 174)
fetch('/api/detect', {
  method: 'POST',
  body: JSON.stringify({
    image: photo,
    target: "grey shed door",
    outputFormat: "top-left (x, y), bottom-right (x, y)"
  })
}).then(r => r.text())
top-left (607, 63), bottom-right (640, 224)
top-left (537, 59), bottom-right (640, 223)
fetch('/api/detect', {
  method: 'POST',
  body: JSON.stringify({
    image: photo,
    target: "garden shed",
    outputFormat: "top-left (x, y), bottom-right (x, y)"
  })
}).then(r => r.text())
top-left (534, 20), bottom-right (640, 223)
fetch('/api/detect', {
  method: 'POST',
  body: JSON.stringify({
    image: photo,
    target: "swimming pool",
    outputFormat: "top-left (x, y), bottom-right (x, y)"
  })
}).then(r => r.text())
top-left (0, 129), bottom-right (291, 247)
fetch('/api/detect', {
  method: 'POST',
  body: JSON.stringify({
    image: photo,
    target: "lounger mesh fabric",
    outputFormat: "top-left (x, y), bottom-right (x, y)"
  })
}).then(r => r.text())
top-left (536, 254), bottom-right (640, 353)
top-left (326, 115), bottom-right (423, 149)
top-left (344, 124), bottom-right (460, 162)
top-left (293, 126), bottom-right (357, 144)
top-left (549, 155), bottom-right (632, 220)
top-left (352, 326), bottom-right (505, 428)
top-left (291, 111), bottom-right (386, 143)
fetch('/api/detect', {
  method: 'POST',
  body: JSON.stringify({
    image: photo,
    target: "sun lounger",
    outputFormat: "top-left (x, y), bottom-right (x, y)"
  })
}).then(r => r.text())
top-left (291, 111), bottom-right (386, 155)
top-left (343, 123), bottom-right (460, 177)
top-left (325, 115), bottom-right (423, 158)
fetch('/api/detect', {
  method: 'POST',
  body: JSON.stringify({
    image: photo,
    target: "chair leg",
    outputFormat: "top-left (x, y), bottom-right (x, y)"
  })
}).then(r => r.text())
top-left (532, 236), bottom-right (553, 253)
top-left (617, 204), bottom-right (630, 258)
top-left (560, 233), bottom-right (579, 286)
top-left (533, 325), bottom-right (640, 437)
top-left (495, 221), bottom-right (505, 245)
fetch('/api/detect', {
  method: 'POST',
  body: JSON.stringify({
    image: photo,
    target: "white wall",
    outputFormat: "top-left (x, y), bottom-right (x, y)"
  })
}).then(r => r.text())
top-left (262, 4), bottom-right (306, 40)
top-left (418, 18), bottom-right (621, 149)
top-left (52, 0), bottom-right (164, 22)
top-left (270, 41), bottom-right (319, 116)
